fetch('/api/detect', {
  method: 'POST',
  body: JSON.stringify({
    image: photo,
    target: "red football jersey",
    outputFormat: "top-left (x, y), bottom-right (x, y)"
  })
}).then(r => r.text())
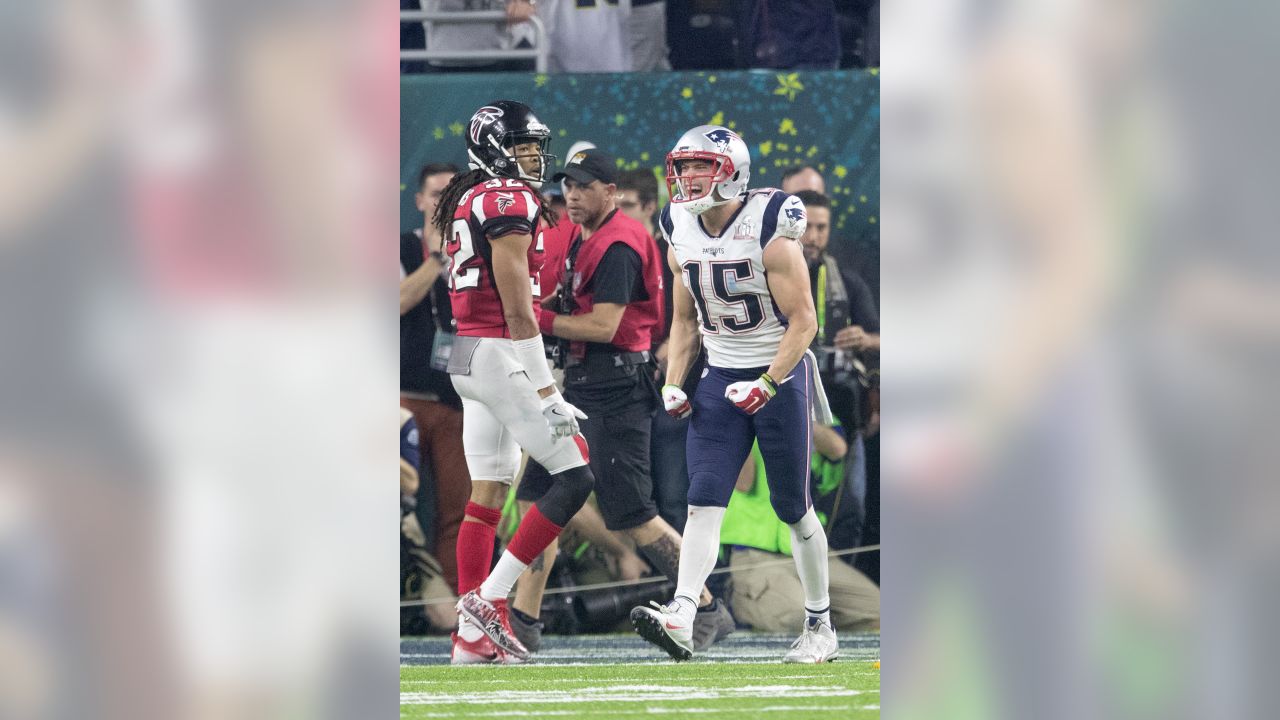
top-left (445, 178), bottom-right (545, 337)
top-left (537, 214), bottom-right (576, 301)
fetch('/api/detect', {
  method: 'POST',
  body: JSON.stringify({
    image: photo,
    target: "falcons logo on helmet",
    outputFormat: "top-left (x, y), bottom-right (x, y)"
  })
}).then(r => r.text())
top-left (469, 106), bottom-right (505, 144)
top-left (495, 192), bottom-right (515, 214)
top-left (703, 128), bottom-right (740, 152)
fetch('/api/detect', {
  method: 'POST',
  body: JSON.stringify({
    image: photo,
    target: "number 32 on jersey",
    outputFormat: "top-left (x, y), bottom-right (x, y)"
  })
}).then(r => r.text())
top-left (447, 221), bottom-right (545, 295)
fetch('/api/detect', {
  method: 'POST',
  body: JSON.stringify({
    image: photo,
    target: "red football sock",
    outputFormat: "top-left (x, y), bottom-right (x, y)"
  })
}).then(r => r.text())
top-left (505, 504), bottom-right (565, 565)
top-left (456, 501), bottom-right (502, 595)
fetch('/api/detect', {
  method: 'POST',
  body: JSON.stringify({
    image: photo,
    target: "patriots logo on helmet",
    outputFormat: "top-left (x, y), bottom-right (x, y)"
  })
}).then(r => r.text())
top-left (495, 192), bottom-right (515, 214)
top-left (785, 206), bottom-right (806, 222)
top-left (703, 128), bottom-right (740, 152)
top-left (469, 106), bottom-right (504, 145)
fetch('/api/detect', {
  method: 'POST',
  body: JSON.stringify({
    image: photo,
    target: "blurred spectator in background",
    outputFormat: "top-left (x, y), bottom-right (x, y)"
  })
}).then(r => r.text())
top-left (781, 164), bottom-right (827, 195)
top-left (666, 1), bottom-right (738, 70)
top-left (836, 0), bottom-right (879, 68)
top-left (401, 162), bottom-right (471, 591)
top-left (539, 0), bottom-right (632, 72)
top-left (419, 0), bottom-right (539, 72)
top-left (723, 425), bottom-right (880, 632)
top-left (784, 165), bottom-right (878, 331)
top-left (795, 189), bottom-right (879, 582)
top-left (402, 0), bottom-right (879, 72)
top-left (735, 0), bottom-right (840, 69)
top-left (615, 169), bottom-right (661, 232)
top-left (795, 190), bottom-right (879, 427)
top-left (615, 169), bottom-right (661, 233)
top-left (401, 0), bottom-right (429, 73)
top-left (629, 0), bottom-right (672, 71)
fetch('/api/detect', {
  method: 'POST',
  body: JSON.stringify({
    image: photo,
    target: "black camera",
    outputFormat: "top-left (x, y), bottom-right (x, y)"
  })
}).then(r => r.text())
top-left (573, 581), bottom-right (675, 632)
top-left (811, 344), bottom-right (851, 376)
top-left (812, 344), bottom-right (875, 431)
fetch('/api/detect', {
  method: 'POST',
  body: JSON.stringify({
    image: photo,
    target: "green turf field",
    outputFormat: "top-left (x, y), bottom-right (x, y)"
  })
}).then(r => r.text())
top-left (400, 632), bottom-right (880, 719)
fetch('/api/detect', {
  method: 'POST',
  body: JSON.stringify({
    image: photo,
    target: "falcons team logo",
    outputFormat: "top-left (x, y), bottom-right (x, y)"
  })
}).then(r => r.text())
top-left (469, 105), bottom-right (504, 144)
top-left (495, 192), bottom-right (516, 214)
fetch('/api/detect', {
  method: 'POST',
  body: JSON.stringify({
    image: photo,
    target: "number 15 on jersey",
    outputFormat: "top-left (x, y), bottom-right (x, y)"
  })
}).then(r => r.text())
top-left (681, 260), bottom-right (766, 334)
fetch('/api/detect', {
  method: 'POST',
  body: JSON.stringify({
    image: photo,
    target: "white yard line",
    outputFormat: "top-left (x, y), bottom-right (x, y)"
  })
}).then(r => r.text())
top-left (402, 673), bottom-right (835, 685)
top-left (400, 684), bottom-right (868, 705)
top-left (402, 706), bottom-right (869, 718)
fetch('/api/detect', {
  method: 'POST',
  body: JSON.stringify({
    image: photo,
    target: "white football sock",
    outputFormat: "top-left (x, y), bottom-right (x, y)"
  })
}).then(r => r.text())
top-left (674, 504), bottom-right (726, 624)
top-left (478, 551), bottom-right (529, 602)
top-left (788, 506), bottom-right (831, 626)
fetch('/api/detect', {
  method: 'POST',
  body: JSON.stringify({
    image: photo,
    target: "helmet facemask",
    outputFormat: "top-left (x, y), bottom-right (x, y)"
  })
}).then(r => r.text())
top-left (501, 132), bottom-right (554, 189)
top-left (666, 151), bottom-right (737, 215)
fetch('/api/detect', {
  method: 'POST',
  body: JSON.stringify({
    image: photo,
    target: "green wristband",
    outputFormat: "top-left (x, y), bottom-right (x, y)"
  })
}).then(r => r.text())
top-left (760, 373), bottom-right (777, 394)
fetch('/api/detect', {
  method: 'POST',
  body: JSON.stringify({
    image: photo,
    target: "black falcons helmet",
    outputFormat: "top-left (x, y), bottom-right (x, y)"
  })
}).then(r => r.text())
top-left (465, 100), bottom-right (554, 187)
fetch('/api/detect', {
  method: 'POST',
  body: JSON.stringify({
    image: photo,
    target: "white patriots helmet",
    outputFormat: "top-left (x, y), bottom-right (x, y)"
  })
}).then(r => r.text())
top-left (665, 125), bottom-right (751, 215)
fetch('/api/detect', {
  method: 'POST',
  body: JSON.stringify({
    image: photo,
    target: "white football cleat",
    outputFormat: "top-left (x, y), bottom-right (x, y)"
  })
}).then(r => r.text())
top-left (783, 618), bottom-right (840, 663)
top-left (630, 600), bottom-right (694, 661)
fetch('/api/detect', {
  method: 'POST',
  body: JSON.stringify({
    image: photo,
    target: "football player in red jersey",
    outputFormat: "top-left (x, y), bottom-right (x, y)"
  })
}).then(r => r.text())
top-left (430, 101), bottom-right (596, 664)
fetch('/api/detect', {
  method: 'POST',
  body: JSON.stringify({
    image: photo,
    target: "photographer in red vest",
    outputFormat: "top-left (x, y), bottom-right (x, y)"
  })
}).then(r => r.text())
top-left (509, 148), bottom-right (735, 653)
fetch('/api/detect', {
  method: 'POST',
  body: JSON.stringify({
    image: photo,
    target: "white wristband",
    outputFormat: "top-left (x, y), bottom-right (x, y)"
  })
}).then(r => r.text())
top-left (511, 335), bottom-right (555, 391)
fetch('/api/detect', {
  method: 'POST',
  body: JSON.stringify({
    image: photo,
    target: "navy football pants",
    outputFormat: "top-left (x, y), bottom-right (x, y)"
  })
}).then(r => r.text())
top-left (685, 355), bottom-right (815, 524)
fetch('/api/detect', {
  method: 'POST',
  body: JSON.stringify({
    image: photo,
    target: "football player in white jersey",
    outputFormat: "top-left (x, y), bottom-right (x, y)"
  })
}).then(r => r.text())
top-left (630, 125), bottom-right (839, 663)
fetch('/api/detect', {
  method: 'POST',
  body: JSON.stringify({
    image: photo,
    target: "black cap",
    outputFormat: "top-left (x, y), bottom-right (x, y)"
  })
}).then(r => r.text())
top-left (552, 148), bottom-right (618, 185)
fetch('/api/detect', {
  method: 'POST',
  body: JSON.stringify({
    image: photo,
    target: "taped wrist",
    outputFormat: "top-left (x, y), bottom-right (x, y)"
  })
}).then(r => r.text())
top-left (759, 373), bottom-right (777, 395)
top-left (512, 335), bottom-right (556, 390)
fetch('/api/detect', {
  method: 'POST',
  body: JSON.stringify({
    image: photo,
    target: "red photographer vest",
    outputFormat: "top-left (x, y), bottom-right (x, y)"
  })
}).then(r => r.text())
top-left (567, 211), bottom-right (664, 354)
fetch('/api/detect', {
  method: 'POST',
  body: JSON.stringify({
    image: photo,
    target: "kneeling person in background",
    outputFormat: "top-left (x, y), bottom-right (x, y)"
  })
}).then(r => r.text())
top-left (722, 421), bottom-right (880, 636)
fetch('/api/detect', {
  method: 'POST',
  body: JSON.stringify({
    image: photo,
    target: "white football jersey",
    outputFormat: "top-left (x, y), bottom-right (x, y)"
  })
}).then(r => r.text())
top-left (661, 189), bottom-right (808, 368)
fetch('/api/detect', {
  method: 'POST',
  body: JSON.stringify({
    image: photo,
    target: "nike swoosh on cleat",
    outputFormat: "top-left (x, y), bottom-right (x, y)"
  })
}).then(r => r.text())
top-left (665, 622), bottom-right (683, 630)
top-left (802, 531), bottom-right (816, 540)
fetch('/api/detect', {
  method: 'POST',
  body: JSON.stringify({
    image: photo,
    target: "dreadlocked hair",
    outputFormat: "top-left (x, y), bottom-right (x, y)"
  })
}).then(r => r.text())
top-left (538, 195), bottom-right (559, 229)
top-left (432, 169), bottom-right (487, 240)
top-left (432, 169), bottom-right (560, 240)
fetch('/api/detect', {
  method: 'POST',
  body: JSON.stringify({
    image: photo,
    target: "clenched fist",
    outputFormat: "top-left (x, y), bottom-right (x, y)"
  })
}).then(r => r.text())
top-left (662, 384), bottom-right (692, 419)
top-left (725, 374), bottom-right (777, 415)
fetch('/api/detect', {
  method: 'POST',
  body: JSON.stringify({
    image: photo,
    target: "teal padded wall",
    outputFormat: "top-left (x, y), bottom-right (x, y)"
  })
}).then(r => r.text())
top-left (401, 70), bottom-right (878, 286)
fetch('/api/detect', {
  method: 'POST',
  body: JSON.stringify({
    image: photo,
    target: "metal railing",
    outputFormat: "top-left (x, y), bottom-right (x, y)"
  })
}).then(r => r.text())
top-left (400, 10), bottom-right (549, 73)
